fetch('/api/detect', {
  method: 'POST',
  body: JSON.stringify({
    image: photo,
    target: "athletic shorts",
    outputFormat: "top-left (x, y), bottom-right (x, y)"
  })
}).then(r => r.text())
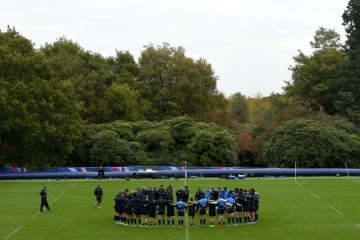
top-left (96, 196), bottom-right (102, 203)
top-left (158, 210), bottom-right (165, 215)
top-left (249, 207), bottom-right (255, 212)
top-left (167, 211), bottom-right (174, 217)
top-left (227, 207), bottom-right (234, 214)
top-left (126, 209), bottom-right (133, 215)
top-left (149, 211), bottom-right (156, 218)
top-left (209, 210), bottom-right (216, 217)
top-left (178, 211), bottom-right (184, 217)
top-left (199, 208), bottom-right (206, 215)
top-left (236, 206), bottom-right (243, 212)
top-left (133, 210), bottom-right (140, 216)
top-left (217, 208), bottom-right (225, 214)
top-left (243, 206), bottom-right (249, 212)
top-left (188, 211), bottom-right (195, 217)
top-left (141, 210), bottom-right (148, 216)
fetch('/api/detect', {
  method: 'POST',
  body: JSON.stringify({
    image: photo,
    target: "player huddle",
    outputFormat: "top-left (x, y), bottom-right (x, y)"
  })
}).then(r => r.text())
top-left (112, 185), bottom-right (260, 228)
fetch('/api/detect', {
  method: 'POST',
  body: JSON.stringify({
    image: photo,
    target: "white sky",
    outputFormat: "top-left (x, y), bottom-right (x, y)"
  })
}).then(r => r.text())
top-left (1, 0), bottom-right (349, 97)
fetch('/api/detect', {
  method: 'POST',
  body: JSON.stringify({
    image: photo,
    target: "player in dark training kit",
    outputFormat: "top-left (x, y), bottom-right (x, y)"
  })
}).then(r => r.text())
top-left (94, 184), bottom-right (103, 209)
top-left (39, 186), bottom-right (51, 213)
top-left (113, 184), bottom-right (262, 228)
top-left (186, 198), bottom-right (196, 227)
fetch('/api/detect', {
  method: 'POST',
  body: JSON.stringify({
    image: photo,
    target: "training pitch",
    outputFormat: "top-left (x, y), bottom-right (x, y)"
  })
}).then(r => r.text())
top-left (1, 177), bottom-right (360, 240)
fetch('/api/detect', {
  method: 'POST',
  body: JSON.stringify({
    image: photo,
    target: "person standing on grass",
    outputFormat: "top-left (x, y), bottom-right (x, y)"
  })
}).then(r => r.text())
top-left (39, 186), bottom-right (51, 213)
top-left (217, 195), bottom-right (226, 227)
top-left (157, 184), bottom-right (166, 200)
top-left (235, 192), bottom-right (245, 225)
top-left (176, 186), bottom-right (184, 202)
top-left (254, 192), bottom-right (260, 222)
top-left (156, 196), bottom-right (168, 227)
top-left (166, 197), bottom-right (176, 228)
top-left (205, 186), bottom-right (212, 199)
top-left (194, 187), bottom-right (204, 213)
top-left (186, 198), bottom-right (197, 227)
top-left (148, 199), bottom-right (157, 227)
top-left (208, 197), bottom-right (218, 227)
top-left (140, 195), bottom-right (149, 227)
top-left (97, 166), bottom-right (105, 179)
top-left (226, 194), bottom-right (236, 226)
top-left (94, 184), bottom-right (103, 209)
top-left (197, 196), bottom-right (208, 228)
top-left (171, 198), bottom-right (186, 228)
top-left (243, 190), bottom-right (250, 225)
top-left (183, 186), bottom-right (189, 203)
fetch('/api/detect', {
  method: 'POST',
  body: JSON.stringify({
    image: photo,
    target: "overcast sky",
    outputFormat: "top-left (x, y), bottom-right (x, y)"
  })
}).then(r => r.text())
top-left (1, 0), bottom-right (350, 97)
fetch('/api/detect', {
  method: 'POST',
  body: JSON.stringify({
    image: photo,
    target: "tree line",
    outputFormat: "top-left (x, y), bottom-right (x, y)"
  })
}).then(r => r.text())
top-left (1, 0), bottom-right (360, 169)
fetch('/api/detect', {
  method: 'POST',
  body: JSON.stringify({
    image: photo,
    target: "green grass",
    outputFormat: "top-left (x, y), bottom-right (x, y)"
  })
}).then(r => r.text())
top-left (0, 177), bottom-right (360, 240)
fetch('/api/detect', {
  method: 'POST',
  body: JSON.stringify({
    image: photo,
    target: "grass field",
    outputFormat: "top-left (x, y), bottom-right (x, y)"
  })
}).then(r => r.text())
top-left (1, 177), bottom-right (360, 240)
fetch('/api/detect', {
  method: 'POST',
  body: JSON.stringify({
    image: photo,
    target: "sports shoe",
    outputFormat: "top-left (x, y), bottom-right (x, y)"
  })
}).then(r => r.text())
top-left (98, 207), bottom-right (101, 209)
top-left (94, 205), bottom-right (97, 209)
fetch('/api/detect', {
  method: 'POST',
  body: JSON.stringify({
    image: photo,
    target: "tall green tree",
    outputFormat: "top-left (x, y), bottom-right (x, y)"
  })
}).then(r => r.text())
top-left (138, 43), bottom-right (219, 121)
top-left (285, 27), bottom-right (344, 115)
top-left (342, 0), bottom-right (360, 50)
top-left (0, 27), bottom-right (83, 168)
top-left (229, 92), bottom-right (248, 123)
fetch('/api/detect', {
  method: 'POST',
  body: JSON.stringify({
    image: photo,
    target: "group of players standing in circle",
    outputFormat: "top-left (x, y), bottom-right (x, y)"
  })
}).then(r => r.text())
top-left (112, 185), bottom-right (260, 228)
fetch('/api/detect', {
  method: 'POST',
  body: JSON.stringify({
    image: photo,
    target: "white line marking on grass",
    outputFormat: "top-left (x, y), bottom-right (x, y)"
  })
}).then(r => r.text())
top-left (309, 191), bottom-right (319, 199)
top-left (4, 225), bottom-right (22, 239)
top-left (356, 224), bottom-right (360, 228)
top-left (328, 205), bottom-right (343, 215)
top-left (352, 179), bottom-right (360, 183)
top-left (295, 181), bottom-right (302, 187)
top-left (69, 183), bottom-right (78, 189)
top-left (32, 212), bottom-right (40, 218)
top-left (303, 179), bottom-right (310, 184)
top-left (53, 193), bottom-right (64, 202)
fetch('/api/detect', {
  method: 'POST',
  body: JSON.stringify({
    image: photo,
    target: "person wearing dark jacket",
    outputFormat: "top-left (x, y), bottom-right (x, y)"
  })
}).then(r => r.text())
top-left (39, 186), bottom-right (51, 213)
top-left (97, 166), bottom-right (105, 179)
top-left (94, 184), bottom-right (103, 209)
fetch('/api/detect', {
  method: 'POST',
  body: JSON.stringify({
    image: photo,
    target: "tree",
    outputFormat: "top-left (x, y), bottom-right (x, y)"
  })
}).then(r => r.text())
top-left (335, 47), bottom-right (360, 125)
top-left (138, 43), bottom-right (219, 121)
top-left (310, 27), bottom-right (343, 50)
top-left (285, 27), bottom-right (344, 115)
top-left (89, 130), bottom-right (139, 166)
top-left (229, 92), bottom-right (248, 123)
top-left (0, 27), bottom-right (83, 168)
top-left (263, 119), bottom-right (360, 168)
top-left (342, 0), bottom-right (360, 50)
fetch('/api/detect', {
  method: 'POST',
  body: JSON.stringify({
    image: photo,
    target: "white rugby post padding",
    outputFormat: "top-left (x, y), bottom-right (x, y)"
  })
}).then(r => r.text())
top-left (345, 162), bottom-right (350, 181)
top-left (295, 161), bottom-right (297, 182)
top-left (184, 161), bottom-right (187, 179)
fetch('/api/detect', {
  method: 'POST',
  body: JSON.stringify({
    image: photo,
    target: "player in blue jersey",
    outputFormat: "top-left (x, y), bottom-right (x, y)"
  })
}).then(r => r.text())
top-left (217, 195), bottom-right (227, 227)
top-left (205, 186), bottom-right (212, 199)
top-left (171, 198), bottom-right (186, 228)
top-left (226, 195), bottom-right (236, 226)
top-left (197, 197), bottom-right (208, 227)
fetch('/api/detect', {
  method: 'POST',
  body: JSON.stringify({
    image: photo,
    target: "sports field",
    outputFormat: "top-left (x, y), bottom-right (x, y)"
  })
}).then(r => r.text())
top-left (1, 177), bottom-right (359, 240)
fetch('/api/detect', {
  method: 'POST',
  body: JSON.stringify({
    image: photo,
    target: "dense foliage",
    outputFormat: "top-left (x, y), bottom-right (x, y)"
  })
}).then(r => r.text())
top-left (1, 0), bottom-right (360, 168)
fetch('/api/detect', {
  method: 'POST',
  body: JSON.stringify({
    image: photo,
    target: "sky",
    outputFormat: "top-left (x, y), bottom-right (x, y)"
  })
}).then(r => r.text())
top-left (0, 0), bottom-right (350, 97)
